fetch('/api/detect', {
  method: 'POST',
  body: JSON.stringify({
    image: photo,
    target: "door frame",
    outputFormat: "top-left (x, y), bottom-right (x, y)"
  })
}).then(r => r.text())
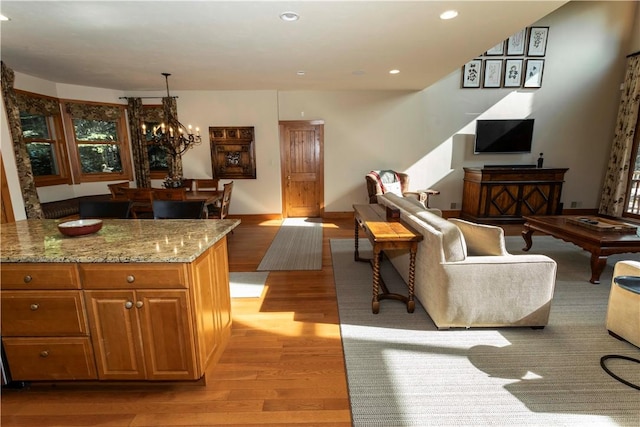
top-left (279, 120), bottom-right (324, 218)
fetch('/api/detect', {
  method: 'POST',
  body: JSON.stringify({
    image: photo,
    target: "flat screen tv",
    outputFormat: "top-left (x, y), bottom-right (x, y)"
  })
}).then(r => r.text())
top-left (474, 119), bottom-right (534, 154)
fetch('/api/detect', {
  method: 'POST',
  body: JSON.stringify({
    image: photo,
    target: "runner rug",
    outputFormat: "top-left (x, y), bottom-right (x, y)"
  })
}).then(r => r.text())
top-left (257, 217), bottom-right (322, 271)
top-left (330, 236), bottom-right (640, 426)
top-left (229, 272), bottom-right (268, 298)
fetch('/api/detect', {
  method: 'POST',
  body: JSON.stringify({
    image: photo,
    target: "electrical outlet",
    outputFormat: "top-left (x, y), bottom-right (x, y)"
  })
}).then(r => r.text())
top-left (450, 202), bottom-right (457, 209)
top-left (570, 201), bottom-right (582, 208)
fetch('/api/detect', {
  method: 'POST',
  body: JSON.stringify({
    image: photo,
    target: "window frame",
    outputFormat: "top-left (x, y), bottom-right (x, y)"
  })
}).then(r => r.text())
top-left (62, 100), bottom-right (133, 184)
top-left (15, 90), bottom-right (72, 187)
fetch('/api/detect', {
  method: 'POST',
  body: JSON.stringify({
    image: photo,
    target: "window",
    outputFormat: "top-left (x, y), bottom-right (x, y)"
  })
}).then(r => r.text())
top-left (63, 101), bottom-right (132, 183)
top-left (142, 105), bottom-right (169, 179)
top-left (16, 90), bottom-right (71, 187)
top-left (623, 134), bottom-right (640, 219)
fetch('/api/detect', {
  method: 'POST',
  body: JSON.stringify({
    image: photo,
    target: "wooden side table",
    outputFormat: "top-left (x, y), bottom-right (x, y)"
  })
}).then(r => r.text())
top-left (353, 204), bottom-right (423, 314)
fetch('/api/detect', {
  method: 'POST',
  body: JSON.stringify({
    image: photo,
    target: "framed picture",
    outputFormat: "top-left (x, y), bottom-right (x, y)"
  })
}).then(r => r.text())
top-left (524, 59), bottom-right (544, 88)
top-left (461, 59), bottom-right (482, 88)
top-left (483, 59), bottom-right (503, 88)
top-left (485, 41), bottom-right (505, 56)
top-left (506, 29), bottom-right (527, 55)
top-left (527, 27), bottom-right (549, 56)
top-left (504, 59), bottom-right (523, 87)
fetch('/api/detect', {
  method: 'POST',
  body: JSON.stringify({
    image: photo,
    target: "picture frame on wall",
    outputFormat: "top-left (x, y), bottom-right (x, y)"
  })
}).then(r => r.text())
top-left (483, 59), bottom-right (503, 88)
top-left (485, 41), bottom-right (505, 56)
top-left (524, 59), bottom-right (544, 88)
top-left (504, 59), bottom-right (523, 87)
top-left (461, 59), bottom-right (482, 88)
top-left (527, 27), bottom-right (549, 56)
top-left (506, 29), bottom-right (527, 55)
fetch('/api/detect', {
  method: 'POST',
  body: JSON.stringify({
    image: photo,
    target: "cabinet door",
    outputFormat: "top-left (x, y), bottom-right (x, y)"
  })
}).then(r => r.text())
top-left (84, 290), bottom-right (146, 380)
top-left (520, 184), bottom-right (552, 215)
top-left (136, 290), bottom-right (197, 380)
top-left (486, 184), bottom-right (520, 217)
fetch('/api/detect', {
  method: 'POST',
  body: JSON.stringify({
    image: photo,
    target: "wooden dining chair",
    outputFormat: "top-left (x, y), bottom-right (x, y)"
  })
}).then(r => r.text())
top-left (79, 200), bottom-right (132, 219)
top-left (194, 178), bottom-right (219, 191)
top-left (208, 181), bottom-right (233, 220)
top-left (152, 200), bottom-right (205, 219)
top-left (180, 178), bottom-right (194, 191)
top-left (119, 187), bottom-right (154, 218)
top-left (153, 187), bottom-right (188, 201)
top-left (107, 181), bottom-right (130, 200)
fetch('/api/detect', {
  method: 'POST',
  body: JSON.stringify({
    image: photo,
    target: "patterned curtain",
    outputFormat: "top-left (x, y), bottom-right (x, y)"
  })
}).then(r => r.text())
top-left (64, 102), bottom-right (122, 120)
top-left (127, 98), bottom-right (151, 188)
top-left (163, 96), bottom-right (183, 179)
top-left (0, 61), bottom-right (43, 219)
top-left (598, 55), bottom-right (640, 217)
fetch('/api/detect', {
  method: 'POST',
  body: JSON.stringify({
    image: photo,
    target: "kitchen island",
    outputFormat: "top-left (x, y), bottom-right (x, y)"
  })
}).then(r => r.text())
top-left (1, 218), bottom-right (239, 382)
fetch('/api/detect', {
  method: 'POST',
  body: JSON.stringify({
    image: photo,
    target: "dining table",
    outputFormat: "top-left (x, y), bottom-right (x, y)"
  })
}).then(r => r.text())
top-left (184, 190), bottom-right (222, 218)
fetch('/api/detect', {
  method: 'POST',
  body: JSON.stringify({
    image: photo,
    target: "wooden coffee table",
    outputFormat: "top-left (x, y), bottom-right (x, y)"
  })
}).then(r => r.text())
top-left (522, 215), bottom-right (640, 284)
top-left (353, 204), bottom-right (423, 313)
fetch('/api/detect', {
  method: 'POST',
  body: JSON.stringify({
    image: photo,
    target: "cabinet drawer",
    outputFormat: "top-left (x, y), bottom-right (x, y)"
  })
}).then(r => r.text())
top-left (80, 264), bottom-right (188, 289)
top-left (1, 291), bottom-right (89, 336)
top-left (2, 337), bottom-right (97, 381)
top-left (1, 264), bottom-right (80, 290)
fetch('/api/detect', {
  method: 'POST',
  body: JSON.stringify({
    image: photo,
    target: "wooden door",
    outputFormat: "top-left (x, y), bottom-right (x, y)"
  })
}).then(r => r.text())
top-left (279, 121), bottom-right (324, 218)
top-left (84, 290), bottom-right (146, 380)
top-left (136, 290), bottom-right (197, 380)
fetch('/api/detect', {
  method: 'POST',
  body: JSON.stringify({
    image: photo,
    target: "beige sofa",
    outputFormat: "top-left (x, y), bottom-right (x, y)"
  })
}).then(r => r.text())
top-left (377, 193), bottom-right (558, 329)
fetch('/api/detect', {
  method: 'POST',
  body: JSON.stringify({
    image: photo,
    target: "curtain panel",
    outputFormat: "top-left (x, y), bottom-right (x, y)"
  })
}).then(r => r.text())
top-left (15, 91), bottom-right (60, 116)
top-left (126, 98), bottom-right (151, 188)
top-left (0, 61), bottom-right (43, 219)
top-left (64, 102), bottom-right (123, 120)
top-left (598, 55), bottom-right (640, 217)
top-left (163, 96), bottom-right (183, 179)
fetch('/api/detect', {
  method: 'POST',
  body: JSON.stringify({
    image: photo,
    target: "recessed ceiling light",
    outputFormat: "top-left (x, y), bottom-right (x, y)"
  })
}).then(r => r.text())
top-left (0, 14), bottom-right (10, 21)
top-left (389, 69), bottom-right (400, 75)
top-left (280, 11), bottom-right (299, 22)
top-left (297, 71), bottom-right (305, 76)
top-left (440, 10), bottom-right (458, 20)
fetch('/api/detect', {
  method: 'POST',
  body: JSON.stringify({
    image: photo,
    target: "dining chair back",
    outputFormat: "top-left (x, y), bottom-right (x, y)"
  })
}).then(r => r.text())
top-left (153, 187), bottom-right (188, 201)
top-left (152, 200), bottom-right (205, 219)
top-left (119, 187), bottom-right (154, 218)
top-left (194, 179), bottom-right (219, 191)
top-left (79, 200), bottom-right (132, 219)
top-left (209, 181), bottom-right (233, 220)
top-left (180, 178), bottom-right (194, 191)
top-left (107, 181), bottom-right (130, 200)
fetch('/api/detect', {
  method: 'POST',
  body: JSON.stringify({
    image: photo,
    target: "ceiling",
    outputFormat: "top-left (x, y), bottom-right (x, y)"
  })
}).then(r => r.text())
top-left (0, 1), bottom-right (568, 92)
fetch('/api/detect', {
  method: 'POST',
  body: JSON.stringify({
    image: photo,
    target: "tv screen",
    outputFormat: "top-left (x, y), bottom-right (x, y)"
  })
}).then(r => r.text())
top-left (474, 119), bottom-right (534, 154)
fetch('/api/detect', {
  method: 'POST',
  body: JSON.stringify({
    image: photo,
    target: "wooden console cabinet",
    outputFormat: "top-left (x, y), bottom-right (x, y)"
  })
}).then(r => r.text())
top-left (461, 167), bottom-right (568, 223)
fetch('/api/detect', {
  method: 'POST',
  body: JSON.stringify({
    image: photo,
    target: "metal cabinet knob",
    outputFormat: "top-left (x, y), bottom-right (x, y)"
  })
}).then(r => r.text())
top-left (126, 275), bottom-right (135, 283)
top-left (40, 350), bottom-right (49, 358)
top-left (23, 275), bottom-right (32, 283)
top-left (30, 303), bottom-right (39, 311)
top-left (135, 301), bottom-right (143, 308)
top-left (124, 301), bottom-right (134, 309)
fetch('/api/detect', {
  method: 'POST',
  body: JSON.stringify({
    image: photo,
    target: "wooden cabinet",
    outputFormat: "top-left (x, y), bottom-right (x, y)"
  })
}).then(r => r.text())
top-left (0, 264), bottom-right (97, 381)
top-left (461, 167), bottom-right (568, 223)
top-left (209, 126), bottom-right (256, 179)
top-left (0, 236), bottom-right (231, 382)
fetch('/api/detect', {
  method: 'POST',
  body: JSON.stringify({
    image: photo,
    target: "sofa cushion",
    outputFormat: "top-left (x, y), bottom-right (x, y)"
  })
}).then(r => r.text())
top-left (449, 218), bottom-right (508, 256)
top-left (415, 210), bottom-right (466, 262)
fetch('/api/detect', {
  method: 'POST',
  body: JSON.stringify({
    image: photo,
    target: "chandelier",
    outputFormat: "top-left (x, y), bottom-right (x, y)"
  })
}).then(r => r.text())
top-left (142, 73), bottom-right (201, 158)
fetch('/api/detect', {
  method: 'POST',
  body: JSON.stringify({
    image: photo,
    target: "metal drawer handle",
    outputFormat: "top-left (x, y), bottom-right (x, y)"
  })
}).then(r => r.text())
top-left (126, 275), bottom-right (135, 283)
top-left (124, 301), bottom-right (133, 309)
top-left (40, 350), bottom-right (49, 358)
top-left (23, 275), bottom-right (32, 283)
top-left (30, 303), bottom-right (39, 311)
top-left (135, 301), bottom-right (143, 309)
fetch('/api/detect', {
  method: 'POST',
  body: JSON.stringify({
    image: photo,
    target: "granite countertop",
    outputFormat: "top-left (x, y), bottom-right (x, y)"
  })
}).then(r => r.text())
top-left (0, 219), bottom-right (240, 263)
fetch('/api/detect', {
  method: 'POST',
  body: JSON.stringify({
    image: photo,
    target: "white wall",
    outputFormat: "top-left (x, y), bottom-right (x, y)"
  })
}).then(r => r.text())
top-left (2, 1), bottom-right (637, 218)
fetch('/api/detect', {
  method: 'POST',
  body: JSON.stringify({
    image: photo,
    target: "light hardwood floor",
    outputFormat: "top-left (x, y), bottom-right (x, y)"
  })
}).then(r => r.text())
top-left (1, 217), bottom-right (355, 426)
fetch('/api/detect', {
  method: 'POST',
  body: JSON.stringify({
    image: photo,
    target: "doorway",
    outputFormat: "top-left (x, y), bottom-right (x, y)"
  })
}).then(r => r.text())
top-left (279, 121), bottom-right (324, 218)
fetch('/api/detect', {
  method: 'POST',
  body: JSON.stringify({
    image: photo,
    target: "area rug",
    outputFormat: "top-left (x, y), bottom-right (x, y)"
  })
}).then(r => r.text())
top-left (331, 236), bottom-right (640, 426)
top-left (257, 217), bottom-right (322, 271)
top-left (229, 271), bottom-right (268, 298)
